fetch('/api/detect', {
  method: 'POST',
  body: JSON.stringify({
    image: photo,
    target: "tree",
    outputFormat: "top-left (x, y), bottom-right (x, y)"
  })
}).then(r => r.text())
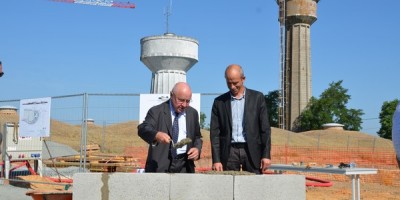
top-left (377, 99), bottom-right (399, 139)
top-left (295, 97), bottom-right (326, 131)
top-left (264, 90), bottom-right (279, 127)
top-left (200, 112), bottom-right (207, 129)
top-left (295, 80), bottom-right (364, 132)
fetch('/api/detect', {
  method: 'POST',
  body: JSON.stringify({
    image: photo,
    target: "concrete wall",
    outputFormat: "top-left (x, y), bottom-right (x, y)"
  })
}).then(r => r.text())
top-left (73, 173), bottom-right (305, 200)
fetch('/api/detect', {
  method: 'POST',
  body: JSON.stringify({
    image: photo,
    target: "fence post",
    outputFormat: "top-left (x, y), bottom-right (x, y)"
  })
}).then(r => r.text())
top-left (79, 93), bottom-right (88, 172)
top-left (102, 120), bottom-right (106, 153)
top-left (372, 137), bottom-right (376, 153)
top-left (317, 132), bottom-right (321, 151)
top-left (372, 137), bottom-right (376, 167)
top-left (285, 144), bottom-right (288, 164)
top-left (286, 132), bottom-right (290, 164)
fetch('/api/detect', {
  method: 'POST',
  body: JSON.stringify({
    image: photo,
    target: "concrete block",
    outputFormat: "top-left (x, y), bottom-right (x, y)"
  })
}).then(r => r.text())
top-left (234, 174), bottom-right (305, 200)
top-left (73, 173), bottom-right (170, 200)
top-left (74, 173), bottom-right (306, 200)
top-left (170, 174), bottom-right (233, 200)
top-left (109, 173), bottom-right (170, 200)
top-left (73, 173), bottom-right (103, 200)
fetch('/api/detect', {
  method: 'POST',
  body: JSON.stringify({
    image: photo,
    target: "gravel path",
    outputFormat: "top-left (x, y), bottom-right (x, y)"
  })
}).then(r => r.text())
top-left (0, 182), bottom-right (31, 200)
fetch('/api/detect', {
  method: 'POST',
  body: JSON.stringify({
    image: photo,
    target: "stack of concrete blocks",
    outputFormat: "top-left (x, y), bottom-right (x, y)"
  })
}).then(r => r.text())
top-left (73, 173), bottom-right (305, 200)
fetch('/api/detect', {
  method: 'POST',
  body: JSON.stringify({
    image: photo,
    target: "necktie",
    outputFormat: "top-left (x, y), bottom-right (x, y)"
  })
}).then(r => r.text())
top-left (171, 112), bottom-right (179, 158)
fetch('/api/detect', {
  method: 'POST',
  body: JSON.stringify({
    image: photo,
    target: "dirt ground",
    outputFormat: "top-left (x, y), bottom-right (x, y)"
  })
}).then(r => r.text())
top-left (7, 123), bottom-right (398, 199)
top-left (306, 181), bottom-right (400, 200)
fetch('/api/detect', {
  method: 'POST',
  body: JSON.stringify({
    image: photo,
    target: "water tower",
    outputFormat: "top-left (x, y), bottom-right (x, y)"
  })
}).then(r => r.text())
top-left (277, 0), bottom-right (319, 131)
top-left (140, 33), bottom-right (199, 94)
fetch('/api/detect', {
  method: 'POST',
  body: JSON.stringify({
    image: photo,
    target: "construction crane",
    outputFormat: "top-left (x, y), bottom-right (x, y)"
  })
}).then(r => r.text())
top-left (51, 0), bottom-right (135, 9)
top-left (0, 61), bottom-right (4, 77)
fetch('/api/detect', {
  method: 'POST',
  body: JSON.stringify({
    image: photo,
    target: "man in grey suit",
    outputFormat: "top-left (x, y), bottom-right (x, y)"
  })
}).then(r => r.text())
top-left (210, 64), bottom-right (271, 174)
top-left (138, 82), bottom-right (202, 173)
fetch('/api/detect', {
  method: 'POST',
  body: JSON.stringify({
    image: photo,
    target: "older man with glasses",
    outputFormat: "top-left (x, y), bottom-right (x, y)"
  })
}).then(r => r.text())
top-left (138, 82), bottom-right (203, 173)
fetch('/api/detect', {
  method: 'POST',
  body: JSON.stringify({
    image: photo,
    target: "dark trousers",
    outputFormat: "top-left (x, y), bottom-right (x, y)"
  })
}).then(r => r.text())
top-left (225, 143), bottom-right (260, 174)
top-left (169, 154), bottom-right (191, 173)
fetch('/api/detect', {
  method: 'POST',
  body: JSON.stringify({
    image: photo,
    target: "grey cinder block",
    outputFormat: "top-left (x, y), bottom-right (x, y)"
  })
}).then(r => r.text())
top-left (234, 174), bottom-right (306, 200)
top-left (73, 173), bottom-right (306, 200)
top-left (170, 174), bottom-right (233, 200)
top-left (73, 173), bottom-right (170, 200)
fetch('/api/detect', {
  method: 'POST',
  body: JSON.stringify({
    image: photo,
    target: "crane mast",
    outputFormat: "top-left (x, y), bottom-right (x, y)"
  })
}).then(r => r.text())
top-left (51, 0), bottom-right (135, 9)
top-left (277, 0), bottom-right (286, 130)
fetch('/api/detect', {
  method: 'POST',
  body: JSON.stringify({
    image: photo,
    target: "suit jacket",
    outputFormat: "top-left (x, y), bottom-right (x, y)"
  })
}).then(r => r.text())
top-left (210, 88), bottom-right (271, 169)
top-left (138, 100), bottom-right (202, 173)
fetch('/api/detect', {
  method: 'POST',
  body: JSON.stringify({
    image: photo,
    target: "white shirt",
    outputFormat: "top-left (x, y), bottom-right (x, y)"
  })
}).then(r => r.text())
top-left (169, 102), bottom-right (187, 154)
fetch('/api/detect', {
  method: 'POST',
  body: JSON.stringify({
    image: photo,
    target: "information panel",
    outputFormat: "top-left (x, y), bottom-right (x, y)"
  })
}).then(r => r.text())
top-left (19, 97), bottom-right (51, 137)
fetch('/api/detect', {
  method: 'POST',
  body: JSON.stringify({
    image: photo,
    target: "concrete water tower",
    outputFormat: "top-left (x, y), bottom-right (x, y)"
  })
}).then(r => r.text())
top-left (277, 0), bottom-right (319, 131)
top-left (140, 33), bottom-right (199, 94)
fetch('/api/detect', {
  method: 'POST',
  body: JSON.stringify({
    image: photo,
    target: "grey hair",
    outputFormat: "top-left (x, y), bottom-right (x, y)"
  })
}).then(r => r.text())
top-left (225, 64), bottom-right (245, 78)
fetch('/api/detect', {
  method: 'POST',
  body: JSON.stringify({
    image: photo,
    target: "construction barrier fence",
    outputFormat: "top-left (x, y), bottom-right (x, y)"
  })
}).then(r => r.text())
top-left (0, 93), bottom-right (398, 187)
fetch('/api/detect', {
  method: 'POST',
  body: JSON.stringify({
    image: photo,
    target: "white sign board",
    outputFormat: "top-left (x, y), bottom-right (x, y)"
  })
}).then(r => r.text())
top-left (139, 93), bottom-right (200, 124)
top-left (19, 97), bottom-right (51, 137)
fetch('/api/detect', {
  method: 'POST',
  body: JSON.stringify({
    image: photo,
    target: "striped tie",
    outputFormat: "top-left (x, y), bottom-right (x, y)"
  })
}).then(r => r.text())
top-left (171, 112), bottom-right (179, 158)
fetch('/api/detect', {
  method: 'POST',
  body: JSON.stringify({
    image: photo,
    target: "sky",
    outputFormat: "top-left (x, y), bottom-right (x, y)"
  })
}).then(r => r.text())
top-left (0, 0), bottom-right (399, 136)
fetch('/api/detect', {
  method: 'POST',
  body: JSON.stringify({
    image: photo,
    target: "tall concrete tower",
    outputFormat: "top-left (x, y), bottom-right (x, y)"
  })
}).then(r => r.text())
top-left (277, 0), bottom-right (319, 131)
top-left (140, 33), bottom-right (199, 94)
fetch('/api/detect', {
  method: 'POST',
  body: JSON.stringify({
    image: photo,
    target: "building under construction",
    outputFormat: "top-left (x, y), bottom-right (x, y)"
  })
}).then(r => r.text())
top-left (277, 0), bottom-right (319, 131)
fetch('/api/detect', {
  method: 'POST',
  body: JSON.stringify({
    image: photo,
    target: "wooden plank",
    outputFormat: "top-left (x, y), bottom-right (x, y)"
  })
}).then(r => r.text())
top-left (43, 160), bottom-right (141, 168)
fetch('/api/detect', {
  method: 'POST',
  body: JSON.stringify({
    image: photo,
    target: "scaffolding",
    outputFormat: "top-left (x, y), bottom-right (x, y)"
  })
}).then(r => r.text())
top-left (277, 0), bottom-right (286, 130)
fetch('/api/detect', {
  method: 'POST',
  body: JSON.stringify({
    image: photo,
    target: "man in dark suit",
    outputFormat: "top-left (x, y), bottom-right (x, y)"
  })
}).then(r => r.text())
top-left (210, 64), bottom-right (271, 174)
top-left (138, 82), bottom-right (202, 173)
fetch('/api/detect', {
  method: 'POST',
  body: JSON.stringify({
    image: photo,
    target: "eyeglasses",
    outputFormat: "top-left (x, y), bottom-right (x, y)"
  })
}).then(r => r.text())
top-left (171, 92), bottom-right (191, 104)
top-left (175, 96), bottom-right (191, 104)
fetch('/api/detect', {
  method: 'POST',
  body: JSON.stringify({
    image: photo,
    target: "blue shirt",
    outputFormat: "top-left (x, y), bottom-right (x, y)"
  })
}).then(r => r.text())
top-left (231, 90), bottom-right (246, 143)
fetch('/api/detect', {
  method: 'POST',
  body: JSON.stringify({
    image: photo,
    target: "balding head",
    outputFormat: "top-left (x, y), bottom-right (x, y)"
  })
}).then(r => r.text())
top-left (171, 82), bottom-right (192, 113)
top-left (225, 64), bottom-right (244, 79)
top-left (224, 64), bottom-right (246, 98)
top-left (172, 82), bottom-right (192, 95)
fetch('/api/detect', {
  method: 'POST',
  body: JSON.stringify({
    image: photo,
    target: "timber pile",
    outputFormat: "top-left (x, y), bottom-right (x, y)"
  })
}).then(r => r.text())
top-left (12, 175), bottom-right (68, 191)
top-left (43, 149), bottom-right (142, 172)
top-left (85, 144), bottom-right (101, 155)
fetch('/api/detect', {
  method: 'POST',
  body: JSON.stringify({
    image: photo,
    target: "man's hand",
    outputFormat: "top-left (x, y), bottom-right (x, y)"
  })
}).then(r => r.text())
top-left (187, 147), bottom-right (200, 160)
top-left (260, 158), bottom-right (271, 173)
top-left (154, 132), bottom-right (171, 144)
top-left (212, 162), bottom-right (224, 171)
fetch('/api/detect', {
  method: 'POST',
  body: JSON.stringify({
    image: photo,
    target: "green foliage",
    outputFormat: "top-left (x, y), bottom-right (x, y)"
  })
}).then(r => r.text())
top-left (264, 90), bottom-right (279, 127)
top-left (377, 99), bottom-right (399, 139)
top-left (295, 80), bottom-right (364, 132)
top-left (200, 112), bottom-right (208, 130)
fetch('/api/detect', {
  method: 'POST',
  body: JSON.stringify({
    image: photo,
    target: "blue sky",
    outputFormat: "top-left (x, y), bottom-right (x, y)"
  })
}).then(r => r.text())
top-left (1, 0), bottom-right (399, 136)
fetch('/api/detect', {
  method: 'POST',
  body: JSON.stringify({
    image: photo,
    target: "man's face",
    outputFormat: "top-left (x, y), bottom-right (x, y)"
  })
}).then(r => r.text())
top-left (225, 72), bottom-right (245, 97)
top-left (171, 90), bottom-right (191, 113)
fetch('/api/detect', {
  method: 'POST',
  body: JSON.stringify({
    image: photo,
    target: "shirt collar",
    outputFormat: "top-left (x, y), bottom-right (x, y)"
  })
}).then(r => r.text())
top-left (230, 88), bottom-right (246, 100)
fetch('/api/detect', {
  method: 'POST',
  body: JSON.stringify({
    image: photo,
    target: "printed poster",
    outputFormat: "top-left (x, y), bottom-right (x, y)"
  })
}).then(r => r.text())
top-left (19, 97), bottom-right (51, 137)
